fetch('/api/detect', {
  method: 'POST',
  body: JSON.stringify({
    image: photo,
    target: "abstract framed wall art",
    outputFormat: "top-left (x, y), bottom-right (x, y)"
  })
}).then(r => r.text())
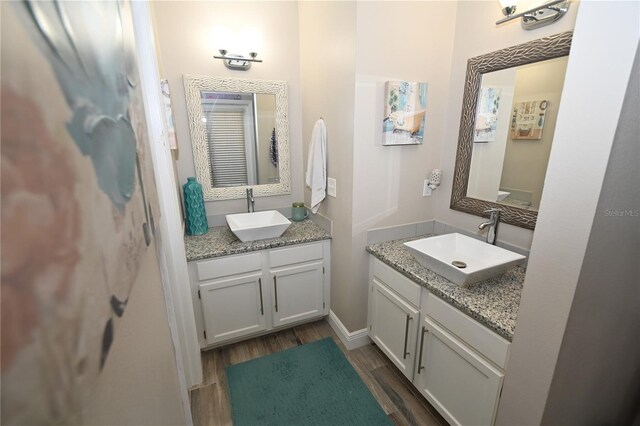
top-left (510, 100), bottom-right (548, 140)
top-left (1, 1), bottom-right (159, 423)
top-left (382, 81), bottom-right (428, 146)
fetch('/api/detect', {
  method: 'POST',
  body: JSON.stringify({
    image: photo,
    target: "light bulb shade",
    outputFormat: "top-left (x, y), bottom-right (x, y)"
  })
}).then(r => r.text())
top-left (498, 0), bottom-right (518, 15)
top-left (498, 0), bottom-right (517, 9)
top-left (213, 26), bottom-right (232, 50)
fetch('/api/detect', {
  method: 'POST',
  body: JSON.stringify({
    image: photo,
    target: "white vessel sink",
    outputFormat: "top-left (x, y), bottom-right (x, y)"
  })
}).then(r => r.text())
top-left (403, 233), bottom-right (526, 286)
top-left (226, 210), bottom-right (291, 242)
top-left (497, 190), bottom-right (511, 201)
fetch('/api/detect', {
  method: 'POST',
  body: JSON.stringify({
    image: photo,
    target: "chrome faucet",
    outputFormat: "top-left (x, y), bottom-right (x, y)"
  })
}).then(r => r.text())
top-left (478, 208), bottom-right (501, 245)
top-left (246, 188), bottom-right (255, 213)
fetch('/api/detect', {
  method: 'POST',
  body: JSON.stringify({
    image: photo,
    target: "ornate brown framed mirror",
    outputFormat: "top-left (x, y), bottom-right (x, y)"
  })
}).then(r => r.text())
top-left (450, 31), bottom-right (572, 230)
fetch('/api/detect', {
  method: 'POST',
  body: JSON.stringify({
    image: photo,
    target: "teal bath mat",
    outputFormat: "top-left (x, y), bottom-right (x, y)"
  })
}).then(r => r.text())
top-left (226, 338), bottom-right (391, 426)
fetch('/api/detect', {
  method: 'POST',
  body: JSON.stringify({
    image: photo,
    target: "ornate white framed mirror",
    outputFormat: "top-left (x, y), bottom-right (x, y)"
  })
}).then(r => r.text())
top-left (183, 75), bottom-right (291, 201)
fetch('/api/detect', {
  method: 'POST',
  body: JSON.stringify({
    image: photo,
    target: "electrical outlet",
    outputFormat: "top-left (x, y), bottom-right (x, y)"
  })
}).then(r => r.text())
top-left (423, 179), bottom-right (432, 197)
top-left (327, 177), bottom-right (337, 198)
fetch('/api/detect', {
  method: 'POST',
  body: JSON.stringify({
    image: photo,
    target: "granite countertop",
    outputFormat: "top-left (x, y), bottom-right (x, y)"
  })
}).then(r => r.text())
top-left (367, 235), bottom-right (525, 341)
top-left (185, 219), bottom-right (331, 262)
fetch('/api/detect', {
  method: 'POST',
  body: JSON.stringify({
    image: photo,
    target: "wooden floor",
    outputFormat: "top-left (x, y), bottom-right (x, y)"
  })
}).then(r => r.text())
top-left (190, 319), bottom-right (448, 426)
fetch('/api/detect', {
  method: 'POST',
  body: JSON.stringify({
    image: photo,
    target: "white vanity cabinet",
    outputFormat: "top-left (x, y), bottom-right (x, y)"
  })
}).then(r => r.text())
top-left (368, 257), bottom-right (511, 426)
top-left (199, 272), bottom-right (266, 345)
top-left (189, 240), bottom-right (330, 349)
top-left (368, 258), bottom-right (421, 380)
top-left (269, 244), bottom-right (326, 328)
top-left (414, 315), bottom-right (504, 426)
top-left (194, 252), bottom-right (265, 346)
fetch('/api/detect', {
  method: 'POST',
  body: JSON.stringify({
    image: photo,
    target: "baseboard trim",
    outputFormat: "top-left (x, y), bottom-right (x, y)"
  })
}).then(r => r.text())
top-left (328, 310), bottom-right (371, 350)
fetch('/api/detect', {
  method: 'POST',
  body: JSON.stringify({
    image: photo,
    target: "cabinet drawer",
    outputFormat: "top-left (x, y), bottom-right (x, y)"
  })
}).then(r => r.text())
top-left (426, 293), bottom-right (510, 369)
top-left (372, 258), bottom-right (421, 307)
top-left (269, 242), bottom-right (323, 268)
top-left (195, 252), bottom-right (262, 281)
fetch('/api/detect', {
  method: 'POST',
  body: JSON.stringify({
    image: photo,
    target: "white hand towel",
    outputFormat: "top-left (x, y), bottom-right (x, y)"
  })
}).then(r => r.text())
top-left (305, 119), bottom-right (327, 214)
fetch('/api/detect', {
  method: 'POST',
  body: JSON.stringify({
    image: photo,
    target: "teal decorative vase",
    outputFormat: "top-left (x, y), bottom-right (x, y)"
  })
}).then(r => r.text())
top-left (183, 177), bottom-right (208, 235)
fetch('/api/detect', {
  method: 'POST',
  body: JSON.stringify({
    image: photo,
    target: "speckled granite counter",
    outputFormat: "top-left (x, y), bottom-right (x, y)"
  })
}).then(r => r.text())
top-left (367, 235), bottom-right (525, 341)
top-left (185, 219), bottom-right (331, 262)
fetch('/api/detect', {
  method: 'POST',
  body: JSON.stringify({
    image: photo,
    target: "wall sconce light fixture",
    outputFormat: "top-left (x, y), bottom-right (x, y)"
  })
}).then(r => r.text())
top-left (496, 0), bottom-right (570, 30)
top-left (213, 49), bottom-right (262, 71)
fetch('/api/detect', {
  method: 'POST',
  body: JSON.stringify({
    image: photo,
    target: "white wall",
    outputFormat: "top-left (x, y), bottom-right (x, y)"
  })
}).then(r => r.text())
top-left (541, 43), bottom-right (639, 425)
top-left (299, 0), bottom-right (357, 329)
top-left (351, 1), bottom-right (457, 233)
top-left (435, 0), bottom-right (579, 250)
top-left (300, 1), bottom-right (458, 332)
top-left (152, 1), bottom-right (303, 219)
top-left (495, 2), bottom-right (640, 424)
top-left (133, 0), bottom-right (202, 394)
top-left (348, 1), bottom-right (458, 331)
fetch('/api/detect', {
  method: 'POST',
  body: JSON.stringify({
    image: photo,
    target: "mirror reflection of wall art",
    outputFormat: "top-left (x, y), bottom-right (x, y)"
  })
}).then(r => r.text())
top-left (510, 100), bottom-right (548, 140)
top-left (161, 79), bottom-right (178, 150)
top-left (474, 87), bottom-right (502, 143)
top-left (382, 81), bottom-right (428, 146)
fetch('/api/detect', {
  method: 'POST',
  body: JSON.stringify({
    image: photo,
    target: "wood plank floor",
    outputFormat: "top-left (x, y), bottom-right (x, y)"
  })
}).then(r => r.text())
top-left (190, 319), bottom-right (448, 426)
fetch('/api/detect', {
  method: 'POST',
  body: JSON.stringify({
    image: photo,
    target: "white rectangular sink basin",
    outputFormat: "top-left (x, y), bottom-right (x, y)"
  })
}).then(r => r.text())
top-left (403, 233), bottom-right (526, 286)
top-left (226, 210), bottom-right (291, 242)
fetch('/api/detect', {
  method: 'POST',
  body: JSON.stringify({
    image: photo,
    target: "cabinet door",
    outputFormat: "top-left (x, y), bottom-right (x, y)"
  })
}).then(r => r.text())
top-left (369, 278), bottom-right (419, 381)
top-left (271, 261), bottom-right (324, 328)
top-left (199, 272), bottom-right (266, 345)
top-left (413, 317), bottom-right (504, 426)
